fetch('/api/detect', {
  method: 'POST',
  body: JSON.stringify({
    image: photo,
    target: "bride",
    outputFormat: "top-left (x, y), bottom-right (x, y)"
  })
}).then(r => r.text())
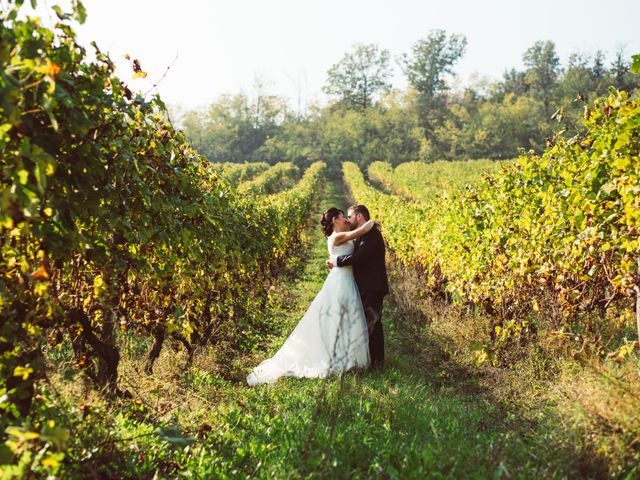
top-left (246, 207), bottom-right (373, 386)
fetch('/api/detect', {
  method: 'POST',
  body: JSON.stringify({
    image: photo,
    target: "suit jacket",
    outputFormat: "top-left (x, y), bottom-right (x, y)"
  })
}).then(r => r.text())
top-left (336, 226), bottom-right (389, 297)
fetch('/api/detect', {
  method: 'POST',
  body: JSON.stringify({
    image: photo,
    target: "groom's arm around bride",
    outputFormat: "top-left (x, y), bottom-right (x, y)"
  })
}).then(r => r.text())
top-left (334, 220), bottom-right (389, 297)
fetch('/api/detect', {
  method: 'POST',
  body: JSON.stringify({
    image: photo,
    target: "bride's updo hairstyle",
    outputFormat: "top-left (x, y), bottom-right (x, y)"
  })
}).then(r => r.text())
top-left (320, 207), bottom-right (344, 237)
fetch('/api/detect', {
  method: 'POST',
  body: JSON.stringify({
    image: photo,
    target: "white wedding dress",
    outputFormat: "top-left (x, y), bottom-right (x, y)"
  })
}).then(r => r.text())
top-left (246, 233), bottom-right (370, 386)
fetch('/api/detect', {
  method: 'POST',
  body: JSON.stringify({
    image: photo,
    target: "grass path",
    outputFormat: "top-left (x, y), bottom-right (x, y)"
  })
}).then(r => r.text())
top-left (107, 177), bottom-right (591, 479)
top-left (41, 173), bottom-right (615, 479)
top-left (151, 178), bottom-right (585, 479)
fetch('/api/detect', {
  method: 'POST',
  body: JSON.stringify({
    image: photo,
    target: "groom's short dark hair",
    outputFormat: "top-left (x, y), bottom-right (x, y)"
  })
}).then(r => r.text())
top-left (349, 204), bottom-right (370, 221)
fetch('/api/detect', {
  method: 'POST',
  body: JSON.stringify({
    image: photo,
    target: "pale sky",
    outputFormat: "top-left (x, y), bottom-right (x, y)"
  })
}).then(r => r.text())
top-left (32, 0), bottom-right (640, 111)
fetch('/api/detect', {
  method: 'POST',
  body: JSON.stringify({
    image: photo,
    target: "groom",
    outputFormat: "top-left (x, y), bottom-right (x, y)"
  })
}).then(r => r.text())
top-left (328, 205), bottom-right (389, 370)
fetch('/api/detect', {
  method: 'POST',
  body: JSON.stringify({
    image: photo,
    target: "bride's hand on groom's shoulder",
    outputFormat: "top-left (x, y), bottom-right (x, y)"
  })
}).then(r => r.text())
top-left (364, 219), bottom-right (376, 232)
top-left (367, 219), bottom-right (381, 230)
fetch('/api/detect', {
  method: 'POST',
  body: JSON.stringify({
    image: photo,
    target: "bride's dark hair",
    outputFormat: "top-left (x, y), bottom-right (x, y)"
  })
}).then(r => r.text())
top-left (320, 207), bottom-right (344, 237)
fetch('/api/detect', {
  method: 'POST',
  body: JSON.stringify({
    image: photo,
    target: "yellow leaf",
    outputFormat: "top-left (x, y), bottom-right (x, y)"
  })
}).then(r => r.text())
top-left (34, 282), bottom-right (49, 296)
top-left (17, 169), bottom-right (29, 185)
top-left (27, 323), bottom-right (41, 335)
top-left (6, 426), bottom-right (40, 441)
top-left (13, 366), bottom-right (34, 380)
top-left (41, 457), bottom-right (61, 468)
top-left (93, 275), bottom-right (105, 299)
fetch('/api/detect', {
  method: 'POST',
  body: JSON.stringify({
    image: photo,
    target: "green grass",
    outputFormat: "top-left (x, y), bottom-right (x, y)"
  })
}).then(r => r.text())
top-left (158, 171), bottom-right (555, 476)
top-left (43, 177), bottom-right (609, 479)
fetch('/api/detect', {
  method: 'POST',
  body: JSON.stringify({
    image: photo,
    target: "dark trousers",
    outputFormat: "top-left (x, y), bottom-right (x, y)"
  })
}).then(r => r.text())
top-left (361, 292), bottom-right (384, 369)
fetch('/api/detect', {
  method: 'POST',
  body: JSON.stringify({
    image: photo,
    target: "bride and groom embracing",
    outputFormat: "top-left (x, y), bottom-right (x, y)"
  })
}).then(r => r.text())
top-left (246, 204), bottom-right (389, 386)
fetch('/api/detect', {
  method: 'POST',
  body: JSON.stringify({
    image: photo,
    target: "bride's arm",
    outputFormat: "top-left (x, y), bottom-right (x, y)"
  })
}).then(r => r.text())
top-left (332, 220), bottom-right (375, 246)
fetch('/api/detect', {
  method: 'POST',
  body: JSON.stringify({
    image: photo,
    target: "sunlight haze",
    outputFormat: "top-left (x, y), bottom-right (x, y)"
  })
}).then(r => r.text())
top-left (45, 0), bottom-right (640, 109)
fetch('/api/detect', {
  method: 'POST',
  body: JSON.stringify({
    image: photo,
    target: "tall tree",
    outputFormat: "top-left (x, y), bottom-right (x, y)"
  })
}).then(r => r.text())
top-left (399, 29), bottom-right (467, 155)
top-left (557, 52), bottom-right (594, 102)
top-left (492, 68), bottom-right (529, 100)
top-left (400, 30), bottom-right (467, 103)
top-left (591, 50), bottom-right (606, 83)
top-left (610, 47), bottom-right (640, 93)
top-left (522, 40), bottom-right (560, 118)
top-left (611, 48), bottom-right (629, 88)
top-left (181, 91), bottom-right (287, 163)
top-left (322, 43), bottom-right (392, 111)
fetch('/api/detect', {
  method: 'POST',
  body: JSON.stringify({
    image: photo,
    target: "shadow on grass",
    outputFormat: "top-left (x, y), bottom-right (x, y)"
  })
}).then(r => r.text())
top-left (385, 260), bottom-right (612, 479)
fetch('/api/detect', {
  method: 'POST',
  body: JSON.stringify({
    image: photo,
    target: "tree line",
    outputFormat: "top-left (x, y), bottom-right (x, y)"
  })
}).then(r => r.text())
top-left (178, 31), bottom-right (640, 169)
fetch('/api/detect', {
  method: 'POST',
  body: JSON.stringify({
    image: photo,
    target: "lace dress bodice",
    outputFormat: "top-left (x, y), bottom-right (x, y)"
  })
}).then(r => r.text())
top-left (328, 234), bottom-right (354, 273)
top-left (328, 233), bottom-right (354, 255)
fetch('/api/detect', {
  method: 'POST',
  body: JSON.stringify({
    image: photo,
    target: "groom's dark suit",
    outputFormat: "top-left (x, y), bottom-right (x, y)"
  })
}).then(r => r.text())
top-left (336, 225), bottom-right (389, 369)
